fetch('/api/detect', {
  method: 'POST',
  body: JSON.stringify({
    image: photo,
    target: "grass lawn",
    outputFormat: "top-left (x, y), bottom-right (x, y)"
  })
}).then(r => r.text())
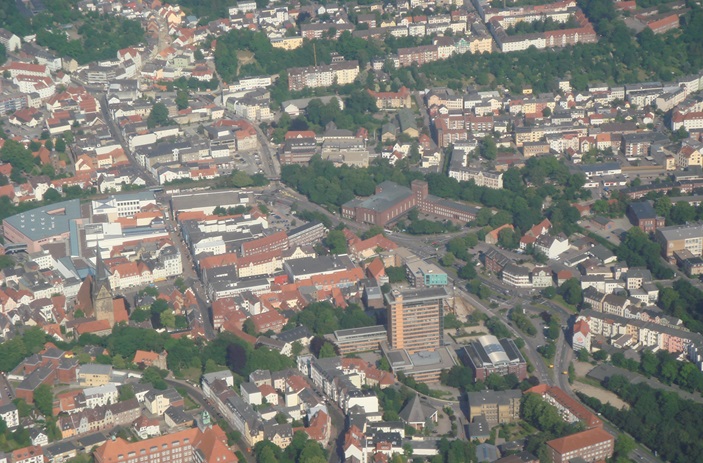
top-left (176, 366), bottom-right (202, 383)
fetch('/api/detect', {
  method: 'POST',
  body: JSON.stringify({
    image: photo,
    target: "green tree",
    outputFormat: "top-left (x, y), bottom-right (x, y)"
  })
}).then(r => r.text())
top-left (230, 170), bottom-right (254, 188)
top-left (577, 349), bottom-right (589, 362)
top-left (160, 308), bottom-right (176, 329)
top-left (497, 228), bottom-right (518, 249)
top-left (593, 350), bottom-right (608, 361)
top-left (174, 277), bottom-right (187, 293)
top-left (480, 135), bottom-right (497, 160)
top-left (318, 343), bottom-right (336, 358)
top-left (291, 341), bottom-right (303, 356)
top-left (147, 103), bottom-right (171, 129)
top-left (34, 384), bottom-right (53, 417)
top-left (0, 255), bottom-right (15, 269)
top-left (557, 278), bottom-right (583, 306)
top-left (324, 230), bottom-right (348, 254)
top-left (176, 89), bottom-right (189, 110)
top-left (243, 318), bottom-right (257, 335)
top-left (43, 188), bottom-right (62, 202)
top-left (385, 266), bottom-right (407, 283)
top-left (55, 138), bottom-right (66, 152)
top-left (440, 252), bottom-right (456, 267)
top-left (119, 384), bottom-right (136, 401)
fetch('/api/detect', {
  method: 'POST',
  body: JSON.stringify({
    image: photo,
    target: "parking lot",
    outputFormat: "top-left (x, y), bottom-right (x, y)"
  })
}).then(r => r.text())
top-left (234, 150), bottom-right (264, 175)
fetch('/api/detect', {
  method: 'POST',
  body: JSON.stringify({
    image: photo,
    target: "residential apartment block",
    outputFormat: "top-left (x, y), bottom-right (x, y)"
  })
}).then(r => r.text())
top-left (546, 428), bottom-right (614, 463)
top-left (287, 60), bottom-right (359, 91)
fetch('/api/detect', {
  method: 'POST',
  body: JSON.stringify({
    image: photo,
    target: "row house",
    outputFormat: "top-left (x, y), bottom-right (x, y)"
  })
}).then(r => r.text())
top-left (59, 399), bottom-right (140, 439)
top-left (577, 309), bottom-right (703, 354)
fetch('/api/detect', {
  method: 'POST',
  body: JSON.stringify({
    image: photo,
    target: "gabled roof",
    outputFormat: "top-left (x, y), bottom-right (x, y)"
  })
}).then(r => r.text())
top-left (398, 395), bottom-right (436, 425)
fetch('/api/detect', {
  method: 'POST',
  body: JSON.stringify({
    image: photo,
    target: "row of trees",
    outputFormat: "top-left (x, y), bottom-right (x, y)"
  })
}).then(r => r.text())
top-left (658, 279), bottom-right (703, 334)
top-left (581, 374), bottom-right (703, 463)
top-left (214, 170), bottom-right (269, 189)
top-left (652, 196), bottom-right (703, 225)
top-left (616, 227), bottom-right (674, 279)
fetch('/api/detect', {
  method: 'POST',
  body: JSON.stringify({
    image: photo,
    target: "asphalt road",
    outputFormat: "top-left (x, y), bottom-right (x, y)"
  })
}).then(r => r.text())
top-left (161, 198), bottom-right (216, 339)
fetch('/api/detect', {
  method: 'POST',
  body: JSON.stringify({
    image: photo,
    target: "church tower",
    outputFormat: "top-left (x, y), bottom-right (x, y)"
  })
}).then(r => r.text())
top-left (93, 251), bottom-right (115, 327)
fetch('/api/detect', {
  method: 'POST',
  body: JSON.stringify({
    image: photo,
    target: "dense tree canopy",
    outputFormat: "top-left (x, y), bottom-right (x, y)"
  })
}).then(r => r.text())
top-left (581, 375), bottom-right (703, 463)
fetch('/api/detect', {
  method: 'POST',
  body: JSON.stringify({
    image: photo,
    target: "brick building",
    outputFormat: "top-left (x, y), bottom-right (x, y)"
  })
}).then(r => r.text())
top-left (626, 201), bottom-right (665, 233)
top-left (546, 428), bottom-right (614, 463)
top-left (342, 180), bottom-right (479, 227)
top-left (461, 335), bottom-right (527, 381)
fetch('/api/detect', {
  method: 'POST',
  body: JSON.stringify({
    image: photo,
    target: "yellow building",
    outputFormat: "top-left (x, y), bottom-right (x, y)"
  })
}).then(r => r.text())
top-left (271, 36), bottom-right (304, 50)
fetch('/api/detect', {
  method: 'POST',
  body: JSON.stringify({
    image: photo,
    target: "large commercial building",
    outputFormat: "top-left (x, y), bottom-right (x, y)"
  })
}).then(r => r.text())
top-left (386, 287), bottom-right (448, 354)
top-left (461, 335), bottom-right (528, 381)
top-left (170, 189), bottom-right (250, 218)
top-left (467, 390), bottom-right (522, 426)
top-left (546, 428), bottom-right (614, 463)
top-left (655, 223), bottom-right (703, 260)
top-left (2, 199), bottom-right (84, 253)
top-left (342, 180), bottom-right (479, 227)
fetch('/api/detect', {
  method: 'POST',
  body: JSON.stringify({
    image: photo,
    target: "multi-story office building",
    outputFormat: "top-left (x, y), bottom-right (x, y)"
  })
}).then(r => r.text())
top-left (404, 259), bottom-right (448, 288)
top-left (385, 287), bottom-right (448, 354)
top-left (331, 325), bottom-right (388, 355)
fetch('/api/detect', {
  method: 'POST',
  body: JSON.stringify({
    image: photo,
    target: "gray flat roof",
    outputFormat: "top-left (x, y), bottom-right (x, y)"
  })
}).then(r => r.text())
top-left (657, 223), bottom-right (703, 241)
top-left (385, 287), bottom-right (449, 304)
top-left (334, 325), bottom-right (387, 341)
top-left (171, 189), bottom-right (243, 212)
top-left (3, 199), bottom-right (82, 241)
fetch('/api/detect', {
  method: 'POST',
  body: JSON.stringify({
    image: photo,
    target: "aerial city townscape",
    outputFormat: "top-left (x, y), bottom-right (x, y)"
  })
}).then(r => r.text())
top-left (1, 0), bottom-right (703, 461)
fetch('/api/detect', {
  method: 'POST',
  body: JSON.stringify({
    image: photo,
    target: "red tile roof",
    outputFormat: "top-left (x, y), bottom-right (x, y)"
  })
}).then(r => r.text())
top-left (546, 427), bottom-right (613, 455)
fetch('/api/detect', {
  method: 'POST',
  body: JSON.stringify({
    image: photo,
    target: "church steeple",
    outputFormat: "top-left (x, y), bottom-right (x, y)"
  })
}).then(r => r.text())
top-left (93, 246), bottom-right (115, 327)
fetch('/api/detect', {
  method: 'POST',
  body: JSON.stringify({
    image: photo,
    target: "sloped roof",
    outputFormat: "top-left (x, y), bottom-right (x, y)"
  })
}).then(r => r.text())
top-left (398, 395), bottom-right (436, 425)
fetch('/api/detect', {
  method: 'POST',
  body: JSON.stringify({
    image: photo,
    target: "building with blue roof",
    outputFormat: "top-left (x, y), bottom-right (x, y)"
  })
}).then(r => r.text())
top-left (2, 199), bottom-right (84, 253)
